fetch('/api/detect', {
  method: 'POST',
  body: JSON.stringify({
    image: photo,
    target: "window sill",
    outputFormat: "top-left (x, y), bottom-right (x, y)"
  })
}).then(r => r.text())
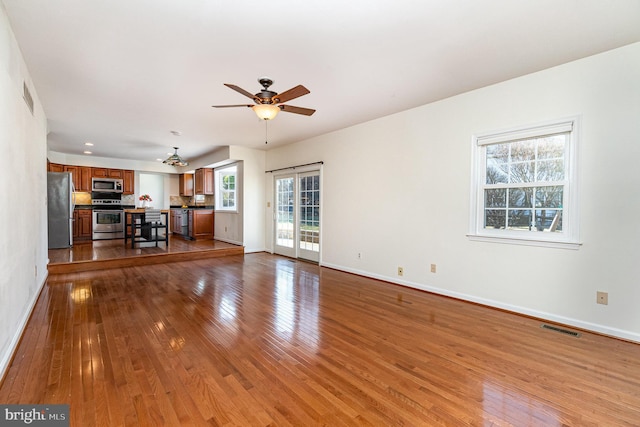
top-left (467, 233), bottom-right (582, 250)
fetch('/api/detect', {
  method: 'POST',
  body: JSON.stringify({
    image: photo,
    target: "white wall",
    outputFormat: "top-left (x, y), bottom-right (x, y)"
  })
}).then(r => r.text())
top-left (265, 42), bottom-right (640, 342)
top-left (0, 4), bottom-right (49, 376)
top-left (139, 172), bottom-right (166, 209)
top-left (213, 146), bottom-right (266, 252)
top-left (230, 146), bottom-right (266, 253)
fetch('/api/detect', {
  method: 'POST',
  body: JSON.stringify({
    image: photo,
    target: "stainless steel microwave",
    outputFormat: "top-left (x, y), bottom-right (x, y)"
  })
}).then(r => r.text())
top-left (91, 177), bottom-right (123, 193)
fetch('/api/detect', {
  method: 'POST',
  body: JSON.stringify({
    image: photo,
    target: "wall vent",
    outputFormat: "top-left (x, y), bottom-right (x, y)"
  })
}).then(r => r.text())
top-left (23, 82), bottom-right (34, 115)
top-left (541, 324), bottom-right (581, 337)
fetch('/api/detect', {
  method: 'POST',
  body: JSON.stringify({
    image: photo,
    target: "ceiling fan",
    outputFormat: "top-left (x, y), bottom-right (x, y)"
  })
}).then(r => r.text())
top-left (212, 77), bottom-right (315, 120)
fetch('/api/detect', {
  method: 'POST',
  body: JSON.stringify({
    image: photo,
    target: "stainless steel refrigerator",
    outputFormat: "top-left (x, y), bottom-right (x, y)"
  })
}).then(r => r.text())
top-left (47, 172), bottom-right (75, 248)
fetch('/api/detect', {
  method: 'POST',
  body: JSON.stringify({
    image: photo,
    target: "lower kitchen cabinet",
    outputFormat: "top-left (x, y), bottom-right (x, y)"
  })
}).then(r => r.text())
top-left (171, 209), bottom-right (214, 240)
top-left (170, 210), bottom-right (183, 235)
top-left (189, 209), bottom-right (214, 239)
top-left (73, 209), bottom-right (92, 242)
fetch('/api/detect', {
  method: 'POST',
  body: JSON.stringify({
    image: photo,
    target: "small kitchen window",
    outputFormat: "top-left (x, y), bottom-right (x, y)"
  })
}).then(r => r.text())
top-left (215, 165), bottom-right (237, 212)
top-left (469, 117), bottom-right (581, 249)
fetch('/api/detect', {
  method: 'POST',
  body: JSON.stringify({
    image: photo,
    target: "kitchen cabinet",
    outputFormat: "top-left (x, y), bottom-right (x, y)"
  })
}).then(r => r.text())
top-left (170, 210), bottom-right (183, 235)
top-left (92, 167), bottom-right (131, 192)
top-left (73, 209), bottom-right (92, 242)
top-left (179, 173), bottom-right (194, 196)
top-left (194, 168), bottom-right (214, 195)
top-left (171, 209), bottom-right (214, 240)
top-left (80, 167), bottom-right (92, 191)
top-left (92, 167), bottom-right (109, 178)
top-left (188, 209), bottom-right (214, 240)
top-left (123, 169), bottom-right (134, 194)
top-left (50, 162), bottom-right (133, 193)
top-left (64, 165), bottom-right (92, 192)
top-left (92, 167), bottom-right (124, 179)
top-left (108, 169), bottom-right (124, 179)
top-left (48, 162), bottom-right (64, 172)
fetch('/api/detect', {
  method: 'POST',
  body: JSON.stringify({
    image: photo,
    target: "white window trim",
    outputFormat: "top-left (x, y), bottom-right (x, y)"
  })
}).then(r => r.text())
top-left (468, 116), bottom-right (582, 250)
top-left (215, 164), bottom-right (238, 213)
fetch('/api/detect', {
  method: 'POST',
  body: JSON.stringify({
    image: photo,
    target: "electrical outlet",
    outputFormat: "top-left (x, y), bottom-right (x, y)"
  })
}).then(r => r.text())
top-left (430, 264), bottom-right (437, 273)
top-left (267, 201), bottom-right (270, 208)
top-left (397, 267), bottom-right (404, 276)
top-left (224, 226), bottom-right (227, 232)
top-left (597, 291), bottom-right (608, 305)
top-left (357, 252), bottom-right (362, 260)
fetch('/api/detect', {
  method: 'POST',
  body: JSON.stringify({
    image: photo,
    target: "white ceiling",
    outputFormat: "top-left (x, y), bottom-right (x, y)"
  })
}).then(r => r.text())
top-left (4, 0), bottom-right (640, 164)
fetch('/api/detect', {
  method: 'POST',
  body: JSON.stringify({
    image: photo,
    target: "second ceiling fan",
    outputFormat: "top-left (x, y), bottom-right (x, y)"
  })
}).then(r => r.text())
top-left (212, 77), bottom-right (315, 120)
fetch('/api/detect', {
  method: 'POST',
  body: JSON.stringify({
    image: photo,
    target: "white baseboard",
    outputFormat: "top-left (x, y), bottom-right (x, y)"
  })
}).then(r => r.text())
top-left (214, 237), bottom-right (243, 246)
top-left (320, 262), bottom-right (640, 344)
top-left (244, 247), bottom-right (267, 254)
top-left (0, 272), bottom-right (48, 381)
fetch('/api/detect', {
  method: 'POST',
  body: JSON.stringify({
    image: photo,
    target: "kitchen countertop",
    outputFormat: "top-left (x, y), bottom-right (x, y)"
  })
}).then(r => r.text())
top-left (170, 205), bottom-right (215, 210)
top-left (124, 208), bottom-right (169, 213)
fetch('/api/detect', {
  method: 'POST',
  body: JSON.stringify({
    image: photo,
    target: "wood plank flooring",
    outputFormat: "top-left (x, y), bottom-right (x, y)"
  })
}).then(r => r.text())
top-left (2, 253), bottom-right (640, 426)
top-left (47, 237), bottom-right (244, 274)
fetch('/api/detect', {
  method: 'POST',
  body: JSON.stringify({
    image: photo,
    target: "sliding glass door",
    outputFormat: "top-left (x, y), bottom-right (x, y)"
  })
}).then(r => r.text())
top-left (274, 171), bottom-right (320, 262)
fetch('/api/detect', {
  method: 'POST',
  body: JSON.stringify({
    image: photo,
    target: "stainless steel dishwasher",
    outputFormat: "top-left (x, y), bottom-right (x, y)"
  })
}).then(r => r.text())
top-left (181, 209), bottom-right (189, 235)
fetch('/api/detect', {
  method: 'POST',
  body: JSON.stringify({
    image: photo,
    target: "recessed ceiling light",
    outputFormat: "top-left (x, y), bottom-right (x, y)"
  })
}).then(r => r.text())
top-left (83, 151), bottom-right (92, 154)
top-left (156, 158), bottom-right (163, 162)
top-left (84, 142), bottom-right (94, 146)
top-left (170, 130), bottom-right (182, 136)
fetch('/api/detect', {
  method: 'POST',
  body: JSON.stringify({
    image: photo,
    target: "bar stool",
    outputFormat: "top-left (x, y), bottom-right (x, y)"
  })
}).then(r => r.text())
top-left (141, 209), bottom-right (168, 247)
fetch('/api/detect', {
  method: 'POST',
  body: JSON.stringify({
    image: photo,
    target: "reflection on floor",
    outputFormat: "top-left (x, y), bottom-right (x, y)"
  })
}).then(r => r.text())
top-left (48, 237), bottom-right (244, 274)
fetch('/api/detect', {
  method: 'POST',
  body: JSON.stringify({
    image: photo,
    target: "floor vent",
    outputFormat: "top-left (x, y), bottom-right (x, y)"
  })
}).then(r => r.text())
top-left (541, 324), bottom-right (581, 337)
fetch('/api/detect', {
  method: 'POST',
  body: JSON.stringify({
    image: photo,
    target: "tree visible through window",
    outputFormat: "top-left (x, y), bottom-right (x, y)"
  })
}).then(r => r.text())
top-left (484, 135), bottom-right (565, 232)
top-left (215, 165), bottom-right (237, 211)
top-left (470, 118), bottom-right (580, 248)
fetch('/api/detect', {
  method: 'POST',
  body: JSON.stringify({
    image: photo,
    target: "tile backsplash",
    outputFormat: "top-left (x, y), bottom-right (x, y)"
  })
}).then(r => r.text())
top-left (72, 193), bottom-right (214, 208)
top-left (121, 194), bottom-right (135, 206)
top-left (170, 195), bottom-right (214, 207)
top-left (73, 192), bottom-right (91, 205)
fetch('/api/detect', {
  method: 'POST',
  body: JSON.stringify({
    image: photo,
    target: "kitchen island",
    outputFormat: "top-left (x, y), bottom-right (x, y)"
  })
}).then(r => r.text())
top-left (170, 208), bottom-right (214, 240)
top-left (124, 209), bottom-right (169, 248)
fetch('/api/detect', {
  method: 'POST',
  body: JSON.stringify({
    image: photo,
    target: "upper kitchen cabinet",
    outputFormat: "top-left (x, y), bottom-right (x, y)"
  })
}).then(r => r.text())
top-left (47, 162), bottom-right (64, 172)
top-left (92, 168), bottom-right (132, 193)
top-left (92, 167), bottom-right (123, 179)
top-left (91, 167), bottom-right (108, 178)
top-left (123, 170), bottom-right (134, 194)
top-left (64, 165), bottom-right (92, 192)
top-left (194, 168), bottom-right (214, 195)
top-left (108, 169), bottom-right (124, 179)
top-left (179, 173), bottom-right (194, 197)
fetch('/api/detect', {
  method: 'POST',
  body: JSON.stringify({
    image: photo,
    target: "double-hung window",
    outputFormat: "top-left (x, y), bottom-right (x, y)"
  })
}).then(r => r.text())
top-left (215, 165), bottom-right (237, 212)
top-left (469, 117), bottom-right (580, 249)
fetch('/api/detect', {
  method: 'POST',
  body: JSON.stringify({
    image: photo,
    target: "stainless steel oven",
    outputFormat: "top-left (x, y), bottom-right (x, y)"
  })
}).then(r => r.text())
top-left (92, 209), bottom-right (124, 240)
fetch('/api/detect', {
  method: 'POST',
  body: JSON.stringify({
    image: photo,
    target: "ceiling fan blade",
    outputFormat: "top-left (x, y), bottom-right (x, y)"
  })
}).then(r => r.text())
top-left (274, 85), bottom-right (310, 104)
top-left (279, 105), bottom-right (316, 116)
top-left (211, 104), bottom-right (253, 108)
top-left (224, 84), bottom-right (258, 101)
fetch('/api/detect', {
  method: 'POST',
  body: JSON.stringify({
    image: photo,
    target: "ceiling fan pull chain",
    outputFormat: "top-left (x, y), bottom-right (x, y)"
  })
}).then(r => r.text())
top-left (265, 120), bottom-right (268, 144)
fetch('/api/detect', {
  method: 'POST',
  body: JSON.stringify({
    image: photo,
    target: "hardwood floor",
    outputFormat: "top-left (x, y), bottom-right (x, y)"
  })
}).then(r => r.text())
top-left (47, 237), bottom-right (244, 273)
top-left (2, 253), bottom-right (640, 426)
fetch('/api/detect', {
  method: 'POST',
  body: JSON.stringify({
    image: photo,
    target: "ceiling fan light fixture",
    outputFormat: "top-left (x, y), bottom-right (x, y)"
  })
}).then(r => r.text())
top-left (163, 146), bottom-right (189, 167)
top-left (252, 104), bottom-right (280, 120)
